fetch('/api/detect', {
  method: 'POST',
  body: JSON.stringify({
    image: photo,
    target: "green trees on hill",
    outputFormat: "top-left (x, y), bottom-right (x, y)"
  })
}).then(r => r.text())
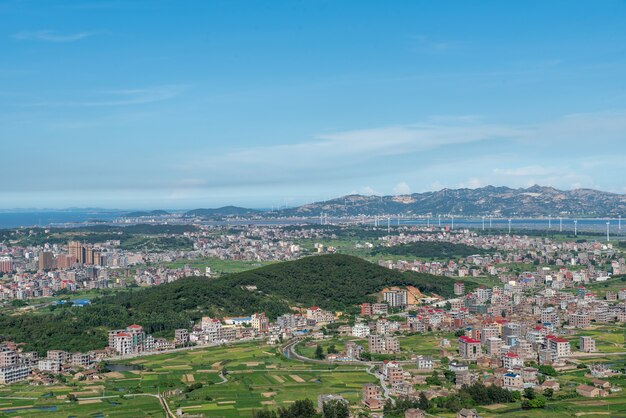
top-left (227, 254), bottom-right (477, 310)
top-left (0, 255), bottom-right (477, 354)
top-left (372, 241), bottom-right (489, 258)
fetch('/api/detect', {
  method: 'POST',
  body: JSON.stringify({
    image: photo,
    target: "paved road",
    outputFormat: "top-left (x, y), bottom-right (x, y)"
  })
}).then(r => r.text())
top-left (365, 365), bottom-right (395, 406)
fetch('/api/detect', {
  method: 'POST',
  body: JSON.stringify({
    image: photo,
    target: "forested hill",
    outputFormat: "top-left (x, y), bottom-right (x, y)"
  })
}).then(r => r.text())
top-left (372, 241), bottom-right (491, 258)
top-left (0, 255), bottom-right (477, 354)
top-left (224, 254), bottom-right (476, 310)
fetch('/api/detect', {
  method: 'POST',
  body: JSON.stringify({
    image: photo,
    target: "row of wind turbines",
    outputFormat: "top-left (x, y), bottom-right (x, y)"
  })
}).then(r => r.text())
top-left (320, 212), bottom-right (623, 241)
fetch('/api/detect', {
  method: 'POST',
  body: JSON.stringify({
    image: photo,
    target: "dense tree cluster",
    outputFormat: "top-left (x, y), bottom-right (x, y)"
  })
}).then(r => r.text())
top-left (372, 241), bottom-right (489, 258)
top-left (430, 383), bottom-right (519, 412)
top-left (228, 254), bottom-right (478, 310)
top-left (253, 398), bottom-right (349, 418)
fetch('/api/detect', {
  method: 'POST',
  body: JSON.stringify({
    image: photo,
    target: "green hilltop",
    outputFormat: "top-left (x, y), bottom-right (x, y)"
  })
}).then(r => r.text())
top-left (0, 255), bottom-right (477, 354)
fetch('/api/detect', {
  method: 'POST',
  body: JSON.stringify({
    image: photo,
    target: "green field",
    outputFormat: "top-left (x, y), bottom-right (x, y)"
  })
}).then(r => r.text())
top-left (1, 335), bottom-right (626, 417)
top-left (0, 342), bottom-right (377, 418)
top-left (164, 257), bottom-right (274, 275)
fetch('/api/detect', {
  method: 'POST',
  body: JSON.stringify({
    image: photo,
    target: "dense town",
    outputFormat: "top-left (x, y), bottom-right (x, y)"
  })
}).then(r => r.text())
top-left (0, 222), bottom-right (625, 417)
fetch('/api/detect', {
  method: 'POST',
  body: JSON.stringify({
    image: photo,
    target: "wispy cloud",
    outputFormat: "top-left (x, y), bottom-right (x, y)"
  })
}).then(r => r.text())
top-left (21, 85), bottom-right (186, 108)
top-left (12, 30), bottom-right (94, 42)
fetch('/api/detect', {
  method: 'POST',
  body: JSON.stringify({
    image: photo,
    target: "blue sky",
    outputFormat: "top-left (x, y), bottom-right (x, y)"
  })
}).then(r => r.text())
top-left (1, 0), bottom-right (626, 209)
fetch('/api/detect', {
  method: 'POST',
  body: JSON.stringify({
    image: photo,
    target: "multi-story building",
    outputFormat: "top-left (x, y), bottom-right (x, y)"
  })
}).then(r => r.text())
top-left (0, 256), bottom-right (13, 274)
top-left (368, 335), bottom-right (400, 354)
top-left (352, 323), bottom-right (371, 338)
top-left (416, 355), bottom-right (433, 370)
top-left (37, 359), bottom-right (60, 372)
top-left (458, 336), bottom-right (481, 360)
top-left (569, 312), bottom-right (590, 328)
top-left (503, 372), bottom-right (523, 391)
top-left (46, 350), bottom-right (68, 364)
top-left (580, 336), bottom-right (596, 353)
top-left (126, 324), bottom-right (146, 352)
top-left (68, 241), bottom-right (84, 265)
top-left (251, 312), bottom-right (269, 333)
top-left (546, 335), bottom-right (571, 360)
top-left (382, 361), bottom-right (404, 384)
top-left (362, 383), bottom-right (383, 411)
top-left (71, 353), bottom-right (92, 368)
top-left (306, 307), bottom-right (334, 324)
top-left (502, 352), bottom-right (523, 369)
top-left (480, 327), bottom-right (499, 345)
top-left (502, 323), bottom-right (522, 340)
top-left (111, 332), bottom-right (133, 356)
top-left (372, 303), bottom-right (389, 315)
top-left (361, 303), bottom-right (373, 317)
top-left (175, 329), bottom-right (189, 344)
top-left (541, 307), bottom-right (558, 324)
top-left (38, 251), bottom-right (54, 271)
top-left (201, 317), bottom-right (222, 341)
top-left (0, 365), bottom-right (30, 384)
top-left (384, 289), bottom-right (408, 308)
top-left (485, 337), bottom-right (502, 356)
top-left (454, 281), bottom-right (465, 296)
top-left (0, 350), bottom-right (17, 367)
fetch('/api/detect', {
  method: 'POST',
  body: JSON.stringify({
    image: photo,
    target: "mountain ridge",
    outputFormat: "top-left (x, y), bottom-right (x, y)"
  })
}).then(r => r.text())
top-left (274, 185), bottom-right (626, 217)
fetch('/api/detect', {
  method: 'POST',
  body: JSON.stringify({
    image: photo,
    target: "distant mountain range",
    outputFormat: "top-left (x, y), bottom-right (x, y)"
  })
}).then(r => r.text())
top-left (271, 185), bottom-right (626, 217)
top-left (184, 206), bottom-right (260, 218)
top-left (119, 186), bottom-right (626, 220)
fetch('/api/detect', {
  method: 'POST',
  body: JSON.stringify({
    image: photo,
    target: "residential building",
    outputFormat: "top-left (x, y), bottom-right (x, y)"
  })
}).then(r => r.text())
top-left (546, 335), bottom-right (571, 359)
top-left (368, 335), bottom-right (400, 354)
top-left (416, 355), bottom-right (433, 370)
top-left (384, 289), bottom-right (408, 308)
top-left (580, 336), bottom-right (596, 353)
top-left (0, 365), bottom-right (30, 384)
top-left (502, 372), bottom-right (523, 391)
top-left (362, 383), bottom-right (383, 411)
top-left (458, 336), bottom-right (481, 360)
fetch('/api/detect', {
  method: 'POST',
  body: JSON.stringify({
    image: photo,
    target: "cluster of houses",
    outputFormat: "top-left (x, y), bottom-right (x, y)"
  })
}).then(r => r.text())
top-left (378, 229), bottom-right (622, 283)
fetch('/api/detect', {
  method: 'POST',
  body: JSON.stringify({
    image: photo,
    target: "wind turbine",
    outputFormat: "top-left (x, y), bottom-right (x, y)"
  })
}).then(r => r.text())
top-left (619, 215), bottom-right (622, 232)
top-left (574, 219), bottom-right (578, 236)
top-left (438, 214), bottom-right (441, 227)
top-left (451, 215), bottom-right (454, 230)
top-left (559, 217), bottom-right (562, 233)
top-left (607, 221), bottom-right (610, 242)
top-left (482, 216), bottom-right (485, 231)
top-left (508, 218), bottom-right (512, 234)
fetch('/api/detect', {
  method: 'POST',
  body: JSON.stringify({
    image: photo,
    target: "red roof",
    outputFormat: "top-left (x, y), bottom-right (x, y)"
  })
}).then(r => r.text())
top-left (504, 352), bottom-right (519, 358)
top-left (546, 335), bottom-right (568, 343)
top-left (459, 336), bottom-right (481, 344)
top-left (127, 324), bottom-right (143, 329)
top-left (116, 332), bottom-right (131, 337)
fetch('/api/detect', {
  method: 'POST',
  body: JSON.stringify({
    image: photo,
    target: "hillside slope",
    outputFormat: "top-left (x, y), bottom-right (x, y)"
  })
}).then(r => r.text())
top-left (0, 255), bottom-right (475, 353)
